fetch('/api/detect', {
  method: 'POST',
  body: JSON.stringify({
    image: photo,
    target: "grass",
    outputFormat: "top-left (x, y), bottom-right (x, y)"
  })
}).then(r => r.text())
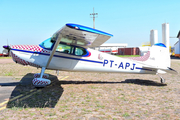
top-left (5, 72), bottom-right (13, 76)
top-left (0, 59), bottom-right (180, 119)
top-left (0, 57), bottom-right (12, 59)
top-left (116, 55), bottom-right (140, 57)
top-left (122, 112), bottom-right (130, 117)
top-left (0, 63), bottom-right (54, 77)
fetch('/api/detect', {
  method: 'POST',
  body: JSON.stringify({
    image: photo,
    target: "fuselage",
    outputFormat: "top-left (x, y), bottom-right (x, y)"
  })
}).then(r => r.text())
top-left (3, 23), bottom-right (176, 87)
top-left (10, 38), bottom-right (156, 75)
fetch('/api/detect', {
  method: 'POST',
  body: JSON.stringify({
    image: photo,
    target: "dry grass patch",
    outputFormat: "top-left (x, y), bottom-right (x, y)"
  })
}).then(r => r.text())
top-left (0, 59), bottom-right (180, 119)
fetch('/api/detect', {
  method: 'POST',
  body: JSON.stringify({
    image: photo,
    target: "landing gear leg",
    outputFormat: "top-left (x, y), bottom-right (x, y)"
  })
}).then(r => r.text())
top-left (34, 67), bottom-right (49, 78)
top-left (156, 73), bottom-right (165, 84)
top-left (56, 70), bottom-right (59, 76)
top-left (40, 67), bottom-right (46, 78)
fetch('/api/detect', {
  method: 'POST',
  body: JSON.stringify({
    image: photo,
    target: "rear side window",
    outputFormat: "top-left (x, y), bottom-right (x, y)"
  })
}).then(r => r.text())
top-left (75, 47), bottom-right (87, 56)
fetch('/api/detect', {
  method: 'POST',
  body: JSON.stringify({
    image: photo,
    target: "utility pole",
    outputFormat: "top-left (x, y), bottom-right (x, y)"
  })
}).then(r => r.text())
top-left (90, 7), bottom-right (98, 29)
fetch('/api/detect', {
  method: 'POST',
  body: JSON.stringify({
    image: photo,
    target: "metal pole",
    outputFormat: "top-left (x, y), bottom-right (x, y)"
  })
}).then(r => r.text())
top-left (93, 8), bottom-right (95, 29)
top-left (90, 7), bottom-right (98, 29)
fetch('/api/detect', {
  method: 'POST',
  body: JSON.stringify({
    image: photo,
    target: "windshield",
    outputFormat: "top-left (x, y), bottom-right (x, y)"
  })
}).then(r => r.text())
top-left (39, 38), bottom-right (54, 49)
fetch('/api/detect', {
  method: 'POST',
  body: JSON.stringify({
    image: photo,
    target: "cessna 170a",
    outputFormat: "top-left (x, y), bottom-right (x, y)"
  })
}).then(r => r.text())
top-left (3, 23), bottom-right (177, 87)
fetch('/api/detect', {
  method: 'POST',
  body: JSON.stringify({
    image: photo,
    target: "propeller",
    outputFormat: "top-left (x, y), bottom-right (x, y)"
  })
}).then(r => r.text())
top-left (3, 45), bottom-right (10, 50)
top-left (3, 39), bottom-right (11, 57)
top-left (3, 39), bottom-right (11, 50)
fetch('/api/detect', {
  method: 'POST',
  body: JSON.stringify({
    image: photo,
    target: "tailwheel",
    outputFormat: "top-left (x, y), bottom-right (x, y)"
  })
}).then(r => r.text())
top-left (157, 73), bottom-right (165, 84)
top-left (160, 77), bottom-right (165, 84)
top-left (32, 78), bottom-right (51, 87)
top-left (34, 73), bottom-right (49, 79)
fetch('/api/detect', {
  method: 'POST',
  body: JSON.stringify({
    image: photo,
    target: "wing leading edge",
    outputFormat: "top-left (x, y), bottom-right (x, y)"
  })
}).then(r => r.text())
top-left (51, 23), bottom-right (113, 48)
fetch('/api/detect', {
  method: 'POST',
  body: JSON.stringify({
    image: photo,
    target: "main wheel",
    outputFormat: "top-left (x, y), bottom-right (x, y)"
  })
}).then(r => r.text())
top-left (32, 78), bottom-right (51, 87)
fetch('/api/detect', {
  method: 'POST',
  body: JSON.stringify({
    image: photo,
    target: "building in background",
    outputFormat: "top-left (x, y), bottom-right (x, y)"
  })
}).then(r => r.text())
top-left (162, 23), bottom-right (170, 48)
top-left (174, 31), bottom-right (180, 58)
top-left (92, 43), bottom-right (128, 54)
top-left (141, 42), bottom-right (151, 47)
top-left (118, 47), bottom-right (140, 55)
top-left (0, 49), bottom-right (9, 57)
top-left (150, 30), bottom-right (158, 46)
top-left (141, 23), bottom-right (171, 56)
top-left (94, 23), bottom-right (172, 56)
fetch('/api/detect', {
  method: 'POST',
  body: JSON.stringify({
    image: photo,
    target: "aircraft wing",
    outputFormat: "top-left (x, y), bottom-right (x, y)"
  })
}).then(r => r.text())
top-left (51, 23), bottom-right (113, 48)
top-left (45, 23), bottom-right (113, 68)
top-left (142, 66), bottom-right (178, 74)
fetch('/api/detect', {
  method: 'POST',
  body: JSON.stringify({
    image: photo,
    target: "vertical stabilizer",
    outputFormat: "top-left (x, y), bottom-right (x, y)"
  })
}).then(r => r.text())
top-left (149, 43), bottom-right (170, 69)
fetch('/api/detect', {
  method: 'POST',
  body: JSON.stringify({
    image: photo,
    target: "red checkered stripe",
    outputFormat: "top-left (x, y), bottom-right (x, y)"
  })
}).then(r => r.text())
top-left (11, 52), bottom-right (40, 67)
top-left (32, 78), bottom-right (49, 86)
top-left (34, 74), bottom-right (39, 78)
top-left (126, 51), bottom-right (150, 61)
top-left (11, 45), bottom-right (50, 54)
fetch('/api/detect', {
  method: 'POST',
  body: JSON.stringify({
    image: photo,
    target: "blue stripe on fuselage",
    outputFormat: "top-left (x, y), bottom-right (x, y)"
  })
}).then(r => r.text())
top-left (11, 49), bottom-right (103, 64)
top-left (135, 67), bottom-right (153, 71)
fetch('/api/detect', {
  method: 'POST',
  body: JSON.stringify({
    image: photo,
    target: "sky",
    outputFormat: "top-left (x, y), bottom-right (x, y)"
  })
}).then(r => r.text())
top-left (0, 0), bottom-right (180, 52)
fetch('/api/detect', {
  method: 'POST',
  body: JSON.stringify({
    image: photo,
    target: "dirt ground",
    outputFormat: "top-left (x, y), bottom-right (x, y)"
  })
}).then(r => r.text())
top-left (0, 59), bottom-right (13, 64)
top-left (0, 57), bottom-right (180, 119)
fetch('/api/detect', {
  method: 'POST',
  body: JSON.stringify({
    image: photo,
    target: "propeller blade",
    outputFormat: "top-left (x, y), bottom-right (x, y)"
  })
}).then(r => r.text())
top-left (3, 45), bottom-right (10, 50)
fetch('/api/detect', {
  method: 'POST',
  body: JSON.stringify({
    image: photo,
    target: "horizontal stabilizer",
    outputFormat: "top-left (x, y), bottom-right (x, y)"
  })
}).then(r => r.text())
top-left (165, 67), bottom-right (178, 74)
top-left (142, 66), bottom-right (178, 74)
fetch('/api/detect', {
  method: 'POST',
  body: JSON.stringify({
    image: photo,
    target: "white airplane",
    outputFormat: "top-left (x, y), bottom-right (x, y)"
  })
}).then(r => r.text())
top-left (3, 23), bottom-right (177, 87)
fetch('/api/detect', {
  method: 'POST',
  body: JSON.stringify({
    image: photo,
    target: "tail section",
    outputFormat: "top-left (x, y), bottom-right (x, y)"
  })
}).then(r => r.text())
top-left (144, 43), bottom-right (177, 74)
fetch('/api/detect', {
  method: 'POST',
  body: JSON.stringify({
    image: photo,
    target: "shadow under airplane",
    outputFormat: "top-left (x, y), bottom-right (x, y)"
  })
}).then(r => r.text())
top-left (57, 79), bottom-right (167, 86)
top-left (6, 73), bottom-right (64, 108)
top-left (5, 73), bottom-right (166, 108)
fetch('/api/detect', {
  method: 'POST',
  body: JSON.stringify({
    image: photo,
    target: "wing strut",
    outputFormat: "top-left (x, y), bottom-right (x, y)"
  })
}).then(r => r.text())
top-left (39, 34), bottom-right (62, 78)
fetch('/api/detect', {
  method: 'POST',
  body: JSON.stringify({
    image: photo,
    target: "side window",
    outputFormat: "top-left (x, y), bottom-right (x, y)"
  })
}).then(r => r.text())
top-left (55, 44), bottom-right (87, 56)
top-left (56, 44), bottom-right (73, 54)
top-left (75, 47), bottom-right (87, 56)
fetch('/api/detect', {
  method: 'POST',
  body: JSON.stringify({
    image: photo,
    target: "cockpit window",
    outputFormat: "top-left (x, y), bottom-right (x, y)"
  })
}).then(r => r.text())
top-left (39, 38), bottom-right (54, 49)
top-left (56, 43), bottom-right (87, 56)
top-left (56, 44), bottom-right (74, 54)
